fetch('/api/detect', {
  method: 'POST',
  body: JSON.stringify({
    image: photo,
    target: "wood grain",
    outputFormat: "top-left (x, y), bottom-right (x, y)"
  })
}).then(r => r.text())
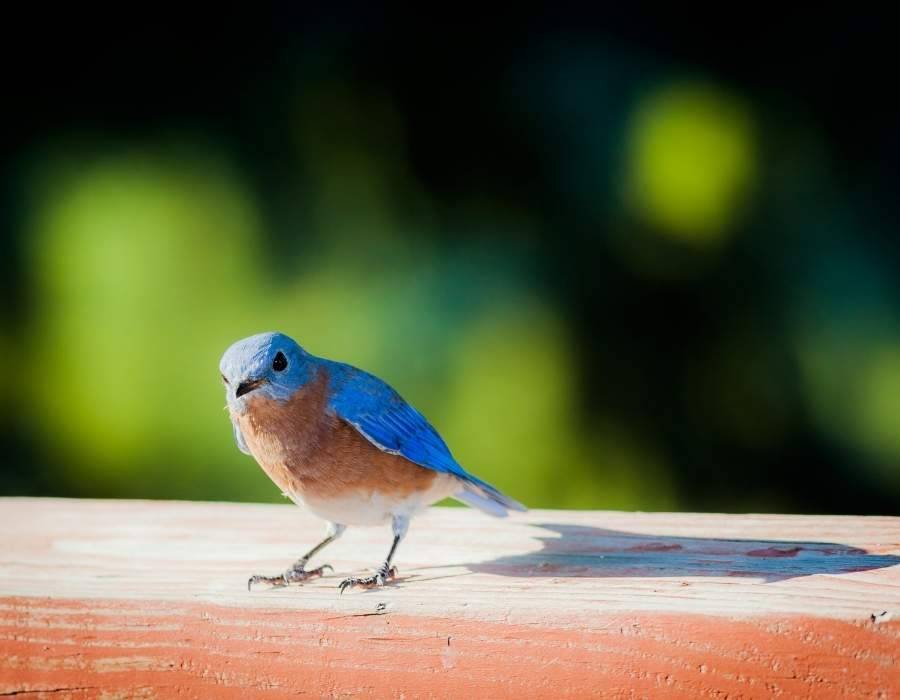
top-left (1, 497), bottom-right (898, 698)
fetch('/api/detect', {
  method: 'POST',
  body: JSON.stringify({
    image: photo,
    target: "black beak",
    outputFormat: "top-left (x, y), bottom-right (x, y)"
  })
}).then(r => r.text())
top-left (236, 378), bottom-right (266, 398)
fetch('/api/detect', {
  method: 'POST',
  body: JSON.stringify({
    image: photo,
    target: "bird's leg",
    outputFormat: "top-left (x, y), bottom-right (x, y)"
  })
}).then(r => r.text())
top-left (248, 523), bottom-right (345, 590)
top-left (339, 515), bottom-right (408, 594)
top-left (338, 535), bottom-right (400, 593)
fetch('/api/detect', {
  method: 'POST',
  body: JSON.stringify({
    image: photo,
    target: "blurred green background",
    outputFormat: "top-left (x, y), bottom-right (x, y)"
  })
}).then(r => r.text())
top-left (3, 14), bottom-right (899, 514)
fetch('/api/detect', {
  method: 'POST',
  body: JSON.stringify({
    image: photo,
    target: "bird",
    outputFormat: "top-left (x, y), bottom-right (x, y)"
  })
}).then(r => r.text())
top-left (219, 331), bottom-right (525, 593)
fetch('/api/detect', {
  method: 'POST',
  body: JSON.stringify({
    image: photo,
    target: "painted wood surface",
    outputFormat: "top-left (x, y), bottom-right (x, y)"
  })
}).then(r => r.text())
top-left (1, 497), bottom-right (898, 698)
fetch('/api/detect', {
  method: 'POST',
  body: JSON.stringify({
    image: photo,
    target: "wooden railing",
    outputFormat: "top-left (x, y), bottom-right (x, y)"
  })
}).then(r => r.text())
top-left (1, 497), bottom-right (898, 698)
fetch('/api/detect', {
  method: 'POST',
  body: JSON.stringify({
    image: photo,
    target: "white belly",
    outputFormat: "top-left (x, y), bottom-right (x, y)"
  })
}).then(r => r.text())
top-left (287, 473), bottom-right (459, 526)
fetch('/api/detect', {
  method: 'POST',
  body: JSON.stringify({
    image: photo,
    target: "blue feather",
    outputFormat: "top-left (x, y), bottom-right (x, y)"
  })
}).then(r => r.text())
top-left (323, 359), bottom-right (524, 513)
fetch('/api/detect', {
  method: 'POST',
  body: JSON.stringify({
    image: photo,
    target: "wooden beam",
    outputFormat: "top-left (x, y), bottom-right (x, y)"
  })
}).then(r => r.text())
top-left (1, 497), bottom-right (898, 698)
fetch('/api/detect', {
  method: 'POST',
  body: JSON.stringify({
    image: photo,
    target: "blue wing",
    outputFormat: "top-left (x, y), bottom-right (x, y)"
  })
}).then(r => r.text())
top-left (323, 359), bottom-right (524, 514)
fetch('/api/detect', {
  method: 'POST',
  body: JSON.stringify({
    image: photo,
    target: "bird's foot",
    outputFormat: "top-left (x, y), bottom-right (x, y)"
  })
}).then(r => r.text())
top-left (248, 563), bottom-right (333, 591)
top-left (338, 565), bottom-right (398, 594)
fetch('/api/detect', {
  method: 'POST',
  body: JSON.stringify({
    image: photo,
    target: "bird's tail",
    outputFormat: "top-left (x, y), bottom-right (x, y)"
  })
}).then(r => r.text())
top-left (453, 477), bottom-right (526, 518)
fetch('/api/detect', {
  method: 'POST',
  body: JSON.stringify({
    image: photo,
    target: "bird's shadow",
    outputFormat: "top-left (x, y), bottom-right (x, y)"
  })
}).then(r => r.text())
top-left (464, 522), bottom-right (900, 583)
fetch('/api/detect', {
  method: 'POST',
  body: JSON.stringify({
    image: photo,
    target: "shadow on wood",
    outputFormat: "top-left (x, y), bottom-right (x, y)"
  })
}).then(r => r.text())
top-left (468, 523), bottom-right (900, 582)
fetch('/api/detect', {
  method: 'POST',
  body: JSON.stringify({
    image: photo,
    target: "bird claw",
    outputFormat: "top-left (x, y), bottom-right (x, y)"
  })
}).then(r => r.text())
top-left (248, 563), bottom-right (333, 591)
top-left (339, 566), bottom-right (398, 594)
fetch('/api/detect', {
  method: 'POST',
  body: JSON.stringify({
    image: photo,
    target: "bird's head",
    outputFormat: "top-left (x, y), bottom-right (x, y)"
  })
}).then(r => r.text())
top-left (219, 332), bottom-right (311, 412)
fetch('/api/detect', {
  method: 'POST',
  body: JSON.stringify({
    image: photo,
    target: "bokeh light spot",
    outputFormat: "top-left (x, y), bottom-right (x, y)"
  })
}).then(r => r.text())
top-left (856, 344), bottom-right (900, 467)
top-left (626, 83), bottom-right (757, 245)
top-left (795, 320), bottom-right (900, 482)
top-left (439, 303), bottom-right (584, 507)
top-left (24, 150), bottom-right (272, 497)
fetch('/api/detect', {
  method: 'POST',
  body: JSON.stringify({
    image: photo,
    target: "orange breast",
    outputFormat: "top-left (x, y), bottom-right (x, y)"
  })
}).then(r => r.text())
top-left (234, 368), bottom-right (437, 502)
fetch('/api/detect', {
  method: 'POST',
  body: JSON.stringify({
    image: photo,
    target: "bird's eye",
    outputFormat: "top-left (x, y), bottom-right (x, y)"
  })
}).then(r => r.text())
top-left (272, 351), bottom-right (288, 372)
top-left (221, 374), bottom-right (229, 385)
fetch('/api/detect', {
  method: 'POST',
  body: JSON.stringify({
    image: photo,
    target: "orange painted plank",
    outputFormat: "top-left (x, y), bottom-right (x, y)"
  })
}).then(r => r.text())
top-left (1, 497), bottom-right (898, 698)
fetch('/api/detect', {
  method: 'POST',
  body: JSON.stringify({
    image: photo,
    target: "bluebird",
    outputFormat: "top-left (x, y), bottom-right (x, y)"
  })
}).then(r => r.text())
top-left (220, 332), bottom-right (525, 593)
